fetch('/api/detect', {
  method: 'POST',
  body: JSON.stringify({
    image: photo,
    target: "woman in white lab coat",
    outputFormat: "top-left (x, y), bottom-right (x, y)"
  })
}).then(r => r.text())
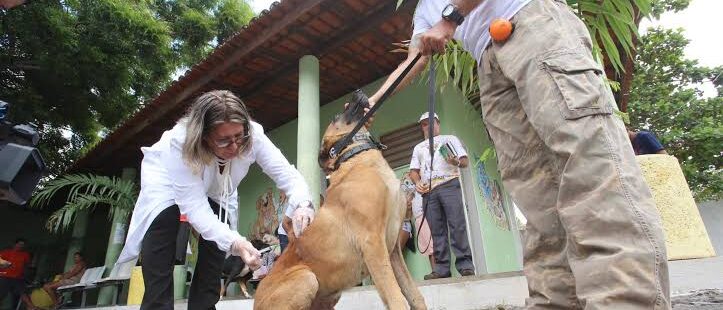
top-left (117, 90), bottom-right (315, 310)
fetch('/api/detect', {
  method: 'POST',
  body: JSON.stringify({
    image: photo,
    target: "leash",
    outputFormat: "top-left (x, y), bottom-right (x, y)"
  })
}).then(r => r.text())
top-left (416, 57), bottom-right (436, 254)
top-left (328, 53), bottom-right (422, 159)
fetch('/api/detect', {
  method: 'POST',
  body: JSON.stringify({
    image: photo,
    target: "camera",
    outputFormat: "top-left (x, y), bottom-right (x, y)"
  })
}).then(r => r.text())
top-left (0, 100), bottom-right (47, 205)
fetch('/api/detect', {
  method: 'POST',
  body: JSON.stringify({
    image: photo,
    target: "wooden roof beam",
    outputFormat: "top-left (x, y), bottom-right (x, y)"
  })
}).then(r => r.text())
top-left (240, 0), bottom-right (408, 103)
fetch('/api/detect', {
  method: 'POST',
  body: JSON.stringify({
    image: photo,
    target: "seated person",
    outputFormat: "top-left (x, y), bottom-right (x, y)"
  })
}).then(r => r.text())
top-left (402, 170), bottom-right (435, 270)
top-left (627, 127), bottom-right (667, 155)
top-left (398, 179), bottom-right (414, 253)
top-left (23, 252), bottom-right (86, 309)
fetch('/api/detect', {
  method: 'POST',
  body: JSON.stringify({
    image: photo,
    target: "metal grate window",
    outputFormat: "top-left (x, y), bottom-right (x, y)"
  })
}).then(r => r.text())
top-left (380, 123), bottom-right (424, 169)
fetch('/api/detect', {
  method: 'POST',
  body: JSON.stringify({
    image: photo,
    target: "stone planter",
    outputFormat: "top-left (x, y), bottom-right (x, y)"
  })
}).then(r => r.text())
top-left (636, 154), bottom-right (716, 260)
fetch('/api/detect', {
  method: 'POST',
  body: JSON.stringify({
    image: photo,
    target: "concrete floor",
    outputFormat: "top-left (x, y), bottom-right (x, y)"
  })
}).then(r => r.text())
top-left (86, 256), bottom-right (723, 310)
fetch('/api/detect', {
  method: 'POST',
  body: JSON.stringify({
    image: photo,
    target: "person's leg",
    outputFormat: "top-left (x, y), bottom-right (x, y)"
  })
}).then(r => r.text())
top-left (397, 228), bottom-right (410, 250)
top-left (188, 236), bottom-right (225, 309)
top-left (43, 282), bottom-right (60, 305)
top-left (8, 280), bottom-right (24, 310)
top-left (140, 205), bottom-right (180, 310)
top-left (188, 200), bottom-right (226, 310)
top-left (21, 293), bottom-right (36, 310)
top-left (477, 14), bottom-right (578, 310)
top-left (484, 0), bottom-right (669, 308)
top-left (436, 179), bottom-right (474, 274)
top-left (0, 278), bottom-right (8, 302)
top-left (0, 278), bottom-right (9, 303)
top-left (423, 190), bottom-right (451, 278)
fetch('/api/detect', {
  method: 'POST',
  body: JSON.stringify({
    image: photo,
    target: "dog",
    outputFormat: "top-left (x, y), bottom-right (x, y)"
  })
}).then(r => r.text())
top-left (254, 91), bottom-right (427, 310)
top-left (220, 237), bottom-right (276, 299)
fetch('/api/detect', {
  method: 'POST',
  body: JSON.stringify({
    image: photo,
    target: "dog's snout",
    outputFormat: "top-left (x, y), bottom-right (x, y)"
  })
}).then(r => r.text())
top-left (341, 89), bottom-right (370, 124)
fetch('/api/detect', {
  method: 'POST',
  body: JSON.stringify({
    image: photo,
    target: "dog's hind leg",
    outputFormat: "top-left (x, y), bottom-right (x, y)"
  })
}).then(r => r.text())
top-left (254, 266), bottom-right (318, 310)
top-left (391, 243), bottom-right (427, 310)
top-left (361, 235), bottom-right (408, 310)
top-left (310, 294), bottom-right (341, 310)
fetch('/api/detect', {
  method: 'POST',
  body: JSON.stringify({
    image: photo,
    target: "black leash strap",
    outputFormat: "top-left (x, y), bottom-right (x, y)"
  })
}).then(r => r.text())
top-left (417, 58), bottom-right (436, 254)
top-left (329, 53), bottom-right (423, 158)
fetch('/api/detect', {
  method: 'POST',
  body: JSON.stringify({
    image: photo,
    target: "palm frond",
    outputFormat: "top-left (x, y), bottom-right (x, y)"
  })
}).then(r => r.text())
top-left (417, 40), bottom-right (480, 102)
top-left (569, 0), bottom-right (651, 73)
top-left (31, 174), bottom-right (138, 233)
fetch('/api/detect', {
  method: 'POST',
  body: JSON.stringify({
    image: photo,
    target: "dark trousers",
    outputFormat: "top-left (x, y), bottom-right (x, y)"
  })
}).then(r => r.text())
top-left (0, 277), bottom-right (24, 308)
top-left (422, 178), bottom-right (474, 276)
top-left (141, 200), bottom-right (226, 310)
top-left (278, 234), bottom-right (289, 253)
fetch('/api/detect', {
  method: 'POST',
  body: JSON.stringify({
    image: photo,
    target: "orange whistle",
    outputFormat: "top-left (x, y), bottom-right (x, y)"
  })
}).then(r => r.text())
top-left (490, 18), bottom-right (513, 43)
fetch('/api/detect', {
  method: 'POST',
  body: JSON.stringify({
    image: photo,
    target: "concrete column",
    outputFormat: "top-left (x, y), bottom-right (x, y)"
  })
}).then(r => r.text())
top-left (297, 55), bottom-right (321, 207)
top-left (97, 167), bottom-right (135, 305)
top-left (64, 210), bottom-right (89, 270)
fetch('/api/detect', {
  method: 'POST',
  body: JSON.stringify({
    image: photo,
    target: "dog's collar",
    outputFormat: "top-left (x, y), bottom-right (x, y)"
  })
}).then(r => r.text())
top-left (332, 133), bottom-right (386, 171)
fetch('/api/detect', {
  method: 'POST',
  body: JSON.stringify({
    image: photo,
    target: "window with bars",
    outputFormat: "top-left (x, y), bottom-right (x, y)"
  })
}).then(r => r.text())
top-left (380, 123), bottom-right (424, 169)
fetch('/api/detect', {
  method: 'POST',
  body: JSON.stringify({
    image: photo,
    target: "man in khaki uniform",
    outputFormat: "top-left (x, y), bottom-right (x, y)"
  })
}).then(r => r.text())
top-left (366, 0), bottom-right (670, 308)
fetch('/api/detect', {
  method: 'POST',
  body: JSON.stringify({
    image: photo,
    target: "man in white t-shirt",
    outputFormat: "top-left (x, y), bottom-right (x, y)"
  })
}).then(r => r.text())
top-left (366, 0), bottom-right (669, 308)
top-left (410, 112), bottom-right (473, 280)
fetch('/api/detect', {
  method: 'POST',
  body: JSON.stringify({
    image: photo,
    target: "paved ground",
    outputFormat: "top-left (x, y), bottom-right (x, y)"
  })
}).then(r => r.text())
top-left (479, 289), bottom-right (723, 310)
top-left (87, 256), bottom-right (723, 309)
top-left (672, 289), bottom-right (723, 310)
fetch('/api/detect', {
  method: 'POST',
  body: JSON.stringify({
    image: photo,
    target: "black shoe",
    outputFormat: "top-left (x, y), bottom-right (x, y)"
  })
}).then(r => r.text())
top-left (460, 269), bottom-right (475, 276)
top-left (423, 272), bottom-right (450, 280)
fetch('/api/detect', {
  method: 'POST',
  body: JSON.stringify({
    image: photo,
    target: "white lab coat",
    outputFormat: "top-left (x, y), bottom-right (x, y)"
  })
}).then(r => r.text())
top-left (117, 120), bottom-right (311, 263)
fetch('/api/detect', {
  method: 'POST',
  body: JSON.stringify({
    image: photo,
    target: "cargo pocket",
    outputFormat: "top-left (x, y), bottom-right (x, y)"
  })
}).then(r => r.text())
top-left (542, 50), bottom-right (613, 120)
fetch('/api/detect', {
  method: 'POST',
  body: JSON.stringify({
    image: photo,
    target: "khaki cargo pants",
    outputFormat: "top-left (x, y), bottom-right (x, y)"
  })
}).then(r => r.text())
top-left (477, 0), bottom-right (670, 308)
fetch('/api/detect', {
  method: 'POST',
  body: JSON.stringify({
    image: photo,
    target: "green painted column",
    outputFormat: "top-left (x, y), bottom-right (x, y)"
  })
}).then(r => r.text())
top-left (297, 55), bottom-right (321, 207)
top-left (97, 167), bottom-right (135, 305)
top-left (64, 210), bottom-right (89, 270)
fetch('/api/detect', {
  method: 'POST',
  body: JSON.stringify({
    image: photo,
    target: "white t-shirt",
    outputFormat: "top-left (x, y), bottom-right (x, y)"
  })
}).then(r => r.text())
top-left (410, 135), bottom-right (468, 189)
top-left (412, 0), bottom-right (531, 62)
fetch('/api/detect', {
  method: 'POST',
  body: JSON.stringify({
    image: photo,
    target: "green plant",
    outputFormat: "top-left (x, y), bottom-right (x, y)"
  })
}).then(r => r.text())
top-left (30, 174), bottom-right (139, 233)
top-left (568, 0), bottom-right (651, 73)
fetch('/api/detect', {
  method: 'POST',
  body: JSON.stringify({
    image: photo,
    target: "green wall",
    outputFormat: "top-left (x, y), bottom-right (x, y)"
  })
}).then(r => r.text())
top-left (233, 76), bottom-right (521, 277)
top-left (436, 86), bottom-right (520, 273)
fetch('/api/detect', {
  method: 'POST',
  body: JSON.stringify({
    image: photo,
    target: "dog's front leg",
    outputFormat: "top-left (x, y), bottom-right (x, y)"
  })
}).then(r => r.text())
top-left (240, 281), bottom-right (251, 299)
top-left (361, 235), bottom-right (408, 310)
top-left (390, 243), bottom-right (427, 310)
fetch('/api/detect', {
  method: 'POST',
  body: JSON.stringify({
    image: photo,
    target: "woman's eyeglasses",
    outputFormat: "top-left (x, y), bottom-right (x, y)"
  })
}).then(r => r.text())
top-left (210, 132), bottom-right (250, 149)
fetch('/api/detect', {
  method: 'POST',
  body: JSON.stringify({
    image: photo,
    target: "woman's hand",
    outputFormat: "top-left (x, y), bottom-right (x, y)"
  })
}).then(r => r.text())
top-left (230, 238), bottom-right (261, 270)
top-left (291, 201), bottom-right (315, 237)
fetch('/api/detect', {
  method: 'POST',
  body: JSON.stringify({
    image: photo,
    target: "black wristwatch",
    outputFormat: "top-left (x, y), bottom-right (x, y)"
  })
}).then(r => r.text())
top-left (442, 4), bottom-right (464, 26)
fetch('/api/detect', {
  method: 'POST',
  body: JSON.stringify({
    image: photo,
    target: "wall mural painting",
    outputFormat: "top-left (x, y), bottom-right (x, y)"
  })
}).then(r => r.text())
top-left (251, 187), bottom-right (280, 240)
top-left (475, 158), bottom-right (509, 230)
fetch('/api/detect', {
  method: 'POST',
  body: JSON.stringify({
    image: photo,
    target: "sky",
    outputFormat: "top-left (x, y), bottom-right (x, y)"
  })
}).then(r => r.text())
top-left (249, 0), bottom-right (276, 13)
top-left (640, 0), bottom-right (722, 68)
top-left (250, 0), bottom-right (721, 69)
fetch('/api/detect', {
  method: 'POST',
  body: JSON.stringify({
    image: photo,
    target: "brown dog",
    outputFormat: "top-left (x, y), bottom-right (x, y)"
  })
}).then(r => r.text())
top-left (253, 92), bottom-right (427, 310)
